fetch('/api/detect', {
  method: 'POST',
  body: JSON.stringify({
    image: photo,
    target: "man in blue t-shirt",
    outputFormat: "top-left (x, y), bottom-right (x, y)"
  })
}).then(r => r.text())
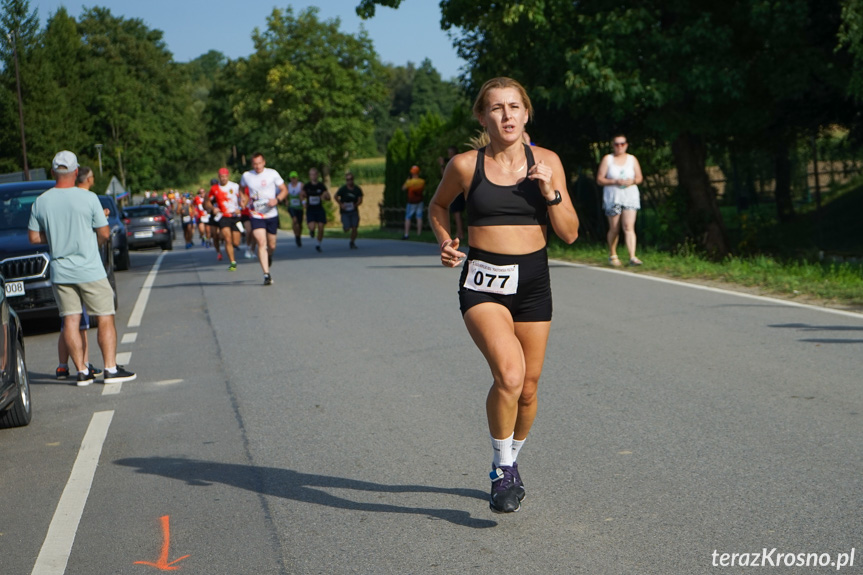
top-left (28, 150), bottom-right (136, 386)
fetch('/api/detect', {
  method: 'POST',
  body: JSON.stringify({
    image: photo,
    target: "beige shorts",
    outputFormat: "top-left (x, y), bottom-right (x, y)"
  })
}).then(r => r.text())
top-left (53, 278), bottom-right (115, 317)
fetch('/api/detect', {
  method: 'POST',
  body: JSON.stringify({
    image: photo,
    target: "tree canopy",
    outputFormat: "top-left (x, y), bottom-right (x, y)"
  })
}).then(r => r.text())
top-left (209, 7), bottom-right (387, 179)
top-left (434, 0), bottom-right (859, 255)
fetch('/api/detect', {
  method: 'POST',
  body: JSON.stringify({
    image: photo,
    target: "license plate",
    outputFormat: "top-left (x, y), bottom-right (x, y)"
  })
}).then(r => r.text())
top-left (134, 231), bottom-right (153, 238)
top-left (4, 280), bottom-right (25, 298)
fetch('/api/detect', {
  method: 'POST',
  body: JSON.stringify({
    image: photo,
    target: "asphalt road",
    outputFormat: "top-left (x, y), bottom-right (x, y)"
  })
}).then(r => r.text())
top-left (1, 233), bottom-right (861, 575)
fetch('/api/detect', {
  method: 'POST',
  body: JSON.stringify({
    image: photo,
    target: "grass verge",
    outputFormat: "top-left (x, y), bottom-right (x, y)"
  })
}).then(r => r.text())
top-left (321, 225), bottom-right (863, 312)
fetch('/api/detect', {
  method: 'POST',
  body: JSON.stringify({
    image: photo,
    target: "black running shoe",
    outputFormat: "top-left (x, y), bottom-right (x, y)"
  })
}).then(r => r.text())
top-left (104, 366), bottom-right (136, 384)
top-left (512, 461), bottom-right (526, 502)
top-left (349, 241), bottom-right (357, 249)
top-left (295, 236), bottom-right (302, 247)
top-left (263, 274), bottom-right (273, 286)
top-left (489, 465), bottom-right (521, 513)
top-left (315, 245), bottom-right (322, 252)
top-left (87, 364), bottom-right (103, 377)
top-left (76, 371), bottom-right (95, 386)
top-left (56, 366), bottom-right (69, 380)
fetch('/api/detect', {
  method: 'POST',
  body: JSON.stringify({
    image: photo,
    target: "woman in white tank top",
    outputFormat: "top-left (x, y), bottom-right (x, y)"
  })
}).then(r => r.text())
top-left (596, 134), bottom-right (644, 266)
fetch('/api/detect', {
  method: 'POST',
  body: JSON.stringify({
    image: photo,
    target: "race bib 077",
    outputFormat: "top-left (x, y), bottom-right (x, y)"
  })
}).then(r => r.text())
top-left (463, 260), bottom-right (519, 295)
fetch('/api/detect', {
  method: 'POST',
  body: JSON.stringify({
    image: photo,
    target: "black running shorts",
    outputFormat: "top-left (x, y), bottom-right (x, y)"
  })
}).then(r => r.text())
top-left (458, 247), bottom-right (552, 322)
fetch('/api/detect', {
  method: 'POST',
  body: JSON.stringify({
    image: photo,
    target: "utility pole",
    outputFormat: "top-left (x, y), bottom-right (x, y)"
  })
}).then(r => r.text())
top-left (95, 144), bottom-right (103, 175)
top-left (7, 30), bottom-right (30, 180)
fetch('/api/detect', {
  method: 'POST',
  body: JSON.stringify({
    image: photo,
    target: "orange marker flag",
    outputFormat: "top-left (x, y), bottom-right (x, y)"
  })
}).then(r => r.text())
top-left (134, 515), bottom-right (190, 571)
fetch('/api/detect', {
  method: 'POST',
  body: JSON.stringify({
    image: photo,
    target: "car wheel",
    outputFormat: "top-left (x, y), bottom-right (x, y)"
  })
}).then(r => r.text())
top-left (163, 240), bottom-right (173, 251)
top-left (0, 340), bottom-right (32, 428)
top-left (116, 247), bottom-right (131, 271)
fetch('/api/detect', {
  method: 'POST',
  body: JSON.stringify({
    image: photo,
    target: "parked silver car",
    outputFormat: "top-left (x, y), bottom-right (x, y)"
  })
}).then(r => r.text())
top-left (122, 204), bottom-right (174, 251)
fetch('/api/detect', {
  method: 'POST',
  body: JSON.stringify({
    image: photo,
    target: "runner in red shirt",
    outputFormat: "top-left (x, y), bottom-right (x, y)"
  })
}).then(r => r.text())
top-left (207, 168), bottom-right (244, 270)
top-left (193, 189), bottom-right (210, 247)
top-left (206, 178), bottom-right (223, 260)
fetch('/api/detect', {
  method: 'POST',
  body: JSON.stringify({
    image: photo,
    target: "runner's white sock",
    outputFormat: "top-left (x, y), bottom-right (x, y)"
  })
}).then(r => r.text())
top-left (105, 366), bottom-right (117, 374)
top-left (512, 437), bottom-right (526, 462)
top-left (491, 433), bottom-right (514, 468)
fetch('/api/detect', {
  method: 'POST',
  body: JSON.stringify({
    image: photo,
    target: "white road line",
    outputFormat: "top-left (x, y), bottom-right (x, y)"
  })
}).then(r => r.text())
top-left (101, 383), bottom-right (122, 396)
top-left (120, 332), bottom-right (137, 344)
top-left (31, 410), bottom-right (115, 575)
top-left (556, 260), bottom-right (863, 320)
top-left (128, 252), bottom-right (166, 328)
top-left (154, 379), bottom-right (184, 386)
top-left (116, 351), bottom-right (132, 365)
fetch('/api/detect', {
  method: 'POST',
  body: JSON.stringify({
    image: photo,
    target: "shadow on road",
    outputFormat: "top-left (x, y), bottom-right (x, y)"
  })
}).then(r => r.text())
top-left (769, 323), bottom-right (863, 344)
top-left (115, 456), bottom-right (497, 529)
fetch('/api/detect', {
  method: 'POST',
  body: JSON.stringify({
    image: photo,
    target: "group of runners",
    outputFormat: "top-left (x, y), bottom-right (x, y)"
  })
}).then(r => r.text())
top-left (169, 154), bottom-right (364, 285)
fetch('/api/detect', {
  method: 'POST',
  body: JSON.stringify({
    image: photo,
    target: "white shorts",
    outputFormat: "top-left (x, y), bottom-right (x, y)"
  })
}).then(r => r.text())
top-left (602, 185), bottom-right (640, 216)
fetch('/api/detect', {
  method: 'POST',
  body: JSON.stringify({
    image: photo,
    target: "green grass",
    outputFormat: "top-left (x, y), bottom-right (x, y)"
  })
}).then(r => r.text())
top-left (321, 225), bottom-right (863, 310)
top-left (316, 178), bottom-right (863, 310)
top-left (553, 238), bottom-right (863, 308)
top-left (347, 157), bottom-right (386, 184)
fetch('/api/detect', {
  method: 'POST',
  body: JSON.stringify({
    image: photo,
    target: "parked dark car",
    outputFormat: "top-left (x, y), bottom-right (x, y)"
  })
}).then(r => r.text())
top-left (0, 180), bottom-right (117, 319)
top-left (123, 204), bottom-right (174, 251)
top-left (0, 273), bottom-right (32, 428)
top-left (98, 194), bottom-right (131, 270)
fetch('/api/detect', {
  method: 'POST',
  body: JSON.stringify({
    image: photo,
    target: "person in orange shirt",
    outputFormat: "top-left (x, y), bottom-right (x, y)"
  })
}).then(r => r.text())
top-left (402, 165), bottom-right (425, 239)
top-left (206, 168), bottom-right (244, 270)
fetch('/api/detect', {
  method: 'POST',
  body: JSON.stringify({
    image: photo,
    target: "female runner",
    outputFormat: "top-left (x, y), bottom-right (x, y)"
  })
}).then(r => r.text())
top-left (429, 77), bottom-right (579, 513)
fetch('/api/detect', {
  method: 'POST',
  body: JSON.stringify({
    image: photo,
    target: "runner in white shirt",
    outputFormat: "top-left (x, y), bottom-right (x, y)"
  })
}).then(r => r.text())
top-left (239, 153), bottom-right (288, 285)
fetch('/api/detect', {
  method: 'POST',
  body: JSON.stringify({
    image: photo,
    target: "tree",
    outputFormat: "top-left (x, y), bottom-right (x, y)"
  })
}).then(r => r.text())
top-left (77, 7), bottom-right (206, 189)
top-left (220, 7), bottom-right (387, 179)
top-left (436, 0), bottom-right (859, 255)
top-left (0, 0), bottom-right (38, 66)
top-left (839, 0), bottom-right (863, 99)
top-left (355, 0), bottom-right (403, 19)
top-left (0, 0), bottom-right (39, 174)
top-left (438, 0), bottom-right (737, 255)
top-left (364, 60), bottom-right (467, 154)
top-left (23, 7), bottom-right (89, 168)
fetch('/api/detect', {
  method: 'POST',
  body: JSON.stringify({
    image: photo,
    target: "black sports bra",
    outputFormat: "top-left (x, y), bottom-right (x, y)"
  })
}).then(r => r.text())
top-left (465, 144), bottom-right (548, 226)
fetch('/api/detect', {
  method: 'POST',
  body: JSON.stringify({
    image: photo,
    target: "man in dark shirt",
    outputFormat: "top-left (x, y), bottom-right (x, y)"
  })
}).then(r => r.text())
top-left (334, 173), bottom-right (364, 249)
top-left (301, 167), bottom-right (330, 252)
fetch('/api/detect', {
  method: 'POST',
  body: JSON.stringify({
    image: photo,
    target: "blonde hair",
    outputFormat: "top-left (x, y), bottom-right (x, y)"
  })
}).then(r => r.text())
top-left (467, 130), bottom-right (491, 150)
top-left (472, 77), bottom-right (534, 121)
